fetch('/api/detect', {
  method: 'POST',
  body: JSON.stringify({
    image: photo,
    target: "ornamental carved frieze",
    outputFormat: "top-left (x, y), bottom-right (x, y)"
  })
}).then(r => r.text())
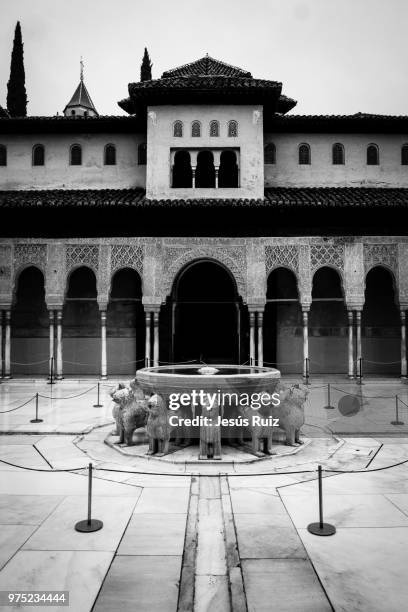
top-left (111, 245), bottom-right (144, 275)
top-left (14, 243), bottom-right (47, 273)
top-left (162, 246), bottom-right (247, 300)
top-left (310, 244), bottom-right (344, 272)
top-left (363, 243), bottom-right (398, 277)
top-left (265, 245), bottom-right (299, 274)
top-left (0, 246), bottom-right (12, 281)
top-left (65, 244), bottom-right (99, 272)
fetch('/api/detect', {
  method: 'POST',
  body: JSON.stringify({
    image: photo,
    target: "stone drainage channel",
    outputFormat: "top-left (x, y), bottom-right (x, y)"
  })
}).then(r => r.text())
top-left (176, 476), bottom-right (331, 612)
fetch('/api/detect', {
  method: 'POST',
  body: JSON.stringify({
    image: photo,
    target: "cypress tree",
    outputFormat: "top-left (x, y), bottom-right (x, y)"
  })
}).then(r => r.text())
top-left (140, 48), bottom-right (152, 82)
top-left (7, 22), bottom-right (28, 117)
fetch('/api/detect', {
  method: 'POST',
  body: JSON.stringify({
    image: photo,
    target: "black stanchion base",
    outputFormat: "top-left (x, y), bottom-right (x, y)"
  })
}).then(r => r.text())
top-left (93, 403), bottom-right (103, 408)
top-left (391, 420), bottom-right (404, 426)
top-left (323, 405), bottom-right (335, 410)
top-left (30, 418), bottom-right (43, 423)
top-left (47, 381), bottom-right (56, 385)
top-left (75, 519), bottom-right (103, 533)
top-left (307, 522), bottom-right (336, 536)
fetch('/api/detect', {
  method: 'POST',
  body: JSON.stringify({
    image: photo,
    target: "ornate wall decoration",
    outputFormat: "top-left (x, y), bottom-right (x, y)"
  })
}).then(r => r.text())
top-left (310, 244), bottom-right (344, 272)
top-left (66, 244), bottom-right (99, 272)
top-left (162, 246), bottom-right (247, 300)
top-left (111, 245), bottom-right (143, 275)
top-left (265, 245), bottom-right (299, 274)
top-left (14, 243), bottom-right (47, 272)
top-left (363, 243), bottom-right (398, 276)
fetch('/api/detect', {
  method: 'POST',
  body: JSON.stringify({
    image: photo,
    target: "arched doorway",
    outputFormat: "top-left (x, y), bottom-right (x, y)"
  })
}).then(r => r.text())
top-left (63, 266), bottom-right (100, 375)
top-left (309, 267), bottom-right (347, 373)
top-left (219, 151), bottom-right (239, 187)
top-left (195, 151), bottom-right (215, 188)
top-left (264, 267), bottom-right (302, 374)
top-left (166, 260), bottom-right (244, 363)
top-left (107, 268), bottom-right (144, 375)
top-left (363, 266), bottom-right (400, 375)
top-left (172, 151), bottom-right (192, 188)
top-left (11, 266), bottom-right (48, 375)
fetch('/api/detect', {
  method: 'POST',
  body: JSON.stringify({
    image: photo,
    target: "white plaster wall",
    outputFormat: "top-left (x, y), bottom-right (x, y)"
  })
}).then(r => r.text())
top-left (0, 133), bottom-right (146, 190)
top-left (146, 105), bottom-right (264, 200)
top-left (264, 132), bottom-right (408, 187)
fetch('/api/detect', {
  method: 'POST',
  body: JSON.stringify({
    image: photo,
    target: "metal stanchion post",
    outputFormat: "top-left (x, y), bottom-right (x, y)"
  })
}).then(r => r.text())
top-left (391, 395), bottom-right (404, 425)
top-left (323, 382), bottom-right (335, 409)
top-left (30, 392), bottom-right (43, 423)
top-left (307, 465), bottom-right (336, 536)
top-left (357, 358), bottom-right (363, 385)
top-left (305, 357), bottom-right (310, 385)
top-left (93, 382), bottom-right (103, 408)
top-left (75, 463), bottom-right (103, 533)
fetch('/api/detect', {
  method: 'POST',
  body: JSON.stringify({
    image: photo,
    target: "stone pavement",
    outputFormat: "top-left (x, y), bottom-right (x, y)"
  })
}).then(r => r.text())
top-left (1, 379), bottom-right (408, 610)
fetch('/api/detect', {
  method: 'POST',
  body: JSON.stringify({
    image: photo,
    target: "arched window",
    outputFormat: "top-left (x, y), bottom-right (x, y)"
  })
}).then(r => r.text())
top-left (401, 144), bottom-right (408, 165)
top-left (32, 144), bottom-right (45, 166)
top-left (104, 144), bottom-right (116, 165)
top-left (83, 111), bottom-right (88, 117)
top-left (218, 150), bottom-right (239, 187)
top-left (191, 121), bottom-right (201, 137)
top-left (209, 120), bottom-right (219, 137)
top-left (332, 143), bottom-right (345, 165)
top-left (71, 110), bottom-right (75, 116)
top-left (0, 145), bottom-right (7, 166)
top-left (228, 120), bottom-right (238, 137)
top-left (298, 143), bottom-right (311, 165)
top-left (264, 143), bottom-right (276, 164)
top-left (367, 144), bottom-right (379, 165)
top-left (172, 151), bottom-right (192, 188)
top-left (70, 144), bottom-right (82, 166)
top-left (138, 143), bottom-right (147, 165)
top-left (173, 121), bottom-right (183, 137)
top-left (195, 151), bottom-right (215, 187)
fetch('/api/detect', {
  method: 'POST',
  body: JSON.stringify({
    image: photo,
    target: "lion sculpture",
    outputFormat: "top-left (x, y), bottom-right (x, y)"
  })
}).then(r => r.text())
top-left (274, 382), bottom-right (309, 446)
top-left (146, 393), bottom-right (173, 456)
top-left (111, 379), bottom-right (148, 446)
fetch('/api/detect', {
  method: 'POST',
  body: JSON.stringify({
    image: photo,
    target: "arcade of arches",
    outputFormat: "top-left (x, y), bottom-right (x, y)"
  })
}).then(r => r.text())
top-left (0, 243), bottom-right (407, 380)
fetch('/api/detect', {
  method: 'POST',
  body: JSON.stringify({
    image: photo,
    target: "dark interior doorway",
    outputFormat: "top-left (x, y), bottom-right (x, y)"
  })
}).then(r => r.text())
top-left (195, 151), bottom-right (215, 188)
top-left (167, 260), bottom-right (243, 363)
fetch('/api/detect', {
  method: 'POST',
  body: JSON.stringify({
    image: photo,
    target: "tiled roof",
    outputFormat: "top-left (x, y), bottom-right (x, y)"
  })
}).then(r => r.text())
top-left (162, 55), bottom-right (252, 78)
top-left (128, 75), bottom-right (282, 91)
top-left (0, 187), bottom-right (407, 208)
top-left (0, 115), bottom-right (144, 134)
top-left (265, 113), bottom-right (408, 132)
top-left (64, 79), bottom-right (98, 115)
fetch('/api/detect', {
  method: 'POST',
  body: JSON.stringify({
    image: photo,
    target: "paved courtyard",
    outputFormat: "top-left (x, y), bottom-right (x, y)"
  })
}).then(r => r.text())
top-left (0, 378), bottom-right (408, 611)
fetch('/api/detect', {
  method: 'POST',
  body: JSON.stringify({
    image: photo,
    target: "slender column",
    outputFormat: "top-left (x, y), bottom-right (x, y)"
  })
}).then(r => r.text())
top-left (401, 310), bottom-right (407, 379)
top-left (48, 310), bottom-right (55, 379)
top-left (100, 311), bottom-right (107, 380)
top-left (347, 310), bottom-right (354, 379)
top-left (249, 312), bottom-right (255, 365)
top-left (236, 303), bottom-right (241, 364)
top-left (145, 312), bottom-right (151, 367)
top-left (215, 166), bottom-right (219, 189)
top-left (0, 311), bottom-right (3, 378)
top-left (257, 311), bottom-right (264, 367)
top-left (192, 166), bottom-right (196, 189)
top-left (302, 309), bottom-right (309, 382)
top-left (356, 310), bottom-right (362, 379)
top-left (4, 310), bottom-right (11, 379)
top-left (56, 310), bottom-right (63, 380)
top-left (153, 312), bottom-right (159, 367)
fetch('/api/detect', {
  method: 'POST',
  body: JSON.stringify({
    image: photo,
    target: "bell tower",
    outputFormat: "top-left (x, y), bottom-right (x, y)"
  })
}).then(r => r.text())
top-left (63, 58), bottom-right (98, 117)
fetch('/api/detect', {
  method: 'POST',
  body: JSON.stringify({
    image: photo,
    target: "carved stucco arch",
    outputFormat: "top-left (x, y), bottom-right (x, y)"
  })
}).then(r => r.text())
top-left (63, 263), bottom-right (98, 300)
top-left (162, 248), bottom-right (247, 303)
top-left (12, 263), bottom-right (46, 305)
top-left (108, 265), bottom-right (143, 299)
top-left (311, 263), bottom-right (346, 298)
top-left (265, 265), bottom-right (301, 298)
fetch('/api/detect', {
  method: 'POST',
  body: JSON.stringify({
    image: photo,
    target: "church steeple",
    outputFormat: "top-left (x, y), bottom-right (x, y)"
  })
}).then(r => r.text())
top-left (63, 58), bottom-right (98, 117)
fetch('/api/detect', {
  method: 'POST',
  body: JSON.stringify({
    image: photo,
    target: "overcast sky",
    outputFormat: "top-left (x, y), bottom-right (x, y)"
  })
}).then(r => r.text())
top-left (1, 0), bottom-right (407, 116)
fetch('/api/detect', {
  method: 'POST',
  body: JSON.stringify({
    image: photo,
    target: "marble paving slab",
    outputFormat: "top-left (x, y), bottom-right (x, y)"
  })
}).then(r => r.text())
top-left (230, 487), bottom-right (296, 518)
top-left (133, 486), bottom-right (190, 514)
top-left (281, 492), bottom-right (408, 528)
top-left (298, 527), bottom-right (408, 612)
top-left (118, 513), bottom-right (187, 556)
top-left (234, 514), bottom-right (307, 559)
top-left (0, 550), bottom-right (113, 612)
top-left (196, 498), bottom-right (227, 576)
top-left (0, 494), bottom-right (63, 524)
top-left (23, 495), bottom-right (137, 552)
top-left (0, 524), bottom-right (36, 570)
top-left (241, 558), bottom-right (331, 611)
top-left (93, 555), bottom-right (182, 612)
top-left (194, 575), bottom-right (230, 612)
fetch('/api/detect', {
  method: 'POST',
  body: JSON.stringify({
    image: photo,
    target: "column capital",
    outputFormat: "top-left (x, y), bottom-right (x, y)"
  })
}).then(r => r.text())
top-left (301, 303), bottom-right (310, 312)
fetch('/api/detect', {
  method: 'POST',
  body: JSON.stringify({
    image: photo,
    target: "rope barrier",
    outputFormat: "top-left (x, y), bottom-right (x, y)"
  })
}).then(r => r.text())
top-left (0, 395), bottom-right (36, 413)
top-left (38, 385), bottom-right (98, 401)
top-left (11, 359), bottom-right (49, 366)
